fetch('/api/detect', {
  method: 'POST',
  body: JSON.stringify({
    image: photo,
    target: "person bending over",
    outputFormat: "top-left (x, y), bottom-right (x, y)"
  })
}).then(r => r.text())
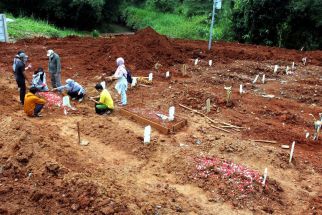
top-left (53, 79), bottom-right (85, 102)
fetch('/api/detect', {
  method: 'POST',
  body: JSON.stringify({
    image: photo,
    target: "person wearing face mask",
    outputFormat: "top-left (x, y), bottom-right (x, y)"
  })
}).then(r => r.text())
top-left (32, 67), bottom-right (49, 92)
top-left (14, 52), bottom-right (32, 105)
top-left (47, 49), bottom-right (62, 89)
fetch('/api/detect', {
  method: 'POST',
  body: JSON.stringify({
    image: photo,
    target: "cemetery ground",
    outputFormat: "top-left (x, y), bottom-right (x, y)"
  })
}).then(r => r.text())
top-left (0, 28), bottom-right (321, 214)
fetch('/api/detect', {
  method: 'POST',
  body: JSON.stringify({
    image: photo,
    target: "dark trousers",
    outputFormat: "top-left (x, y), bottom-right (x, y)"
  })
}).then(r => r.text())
top-left (17, 79), bottom-right (26, 104)
top-left (68, 91), bottom-right (84, 100)
top-left (95, 104), bottom-right (113, 115)
top-left (34, 104), bottom-right (44, 115)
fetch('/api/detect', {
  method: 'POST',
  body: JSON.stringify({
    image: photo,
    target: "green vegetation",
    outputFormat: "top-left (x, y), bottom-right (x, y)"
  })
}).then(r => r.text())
top-left (1, 0), bottom-right (321, 50)
top-left (122, 7), bottom-right (210, 40)
top-left (6, 14), bottom-right (83, 40)
top-left (232, 0), bottom-right (322, 50)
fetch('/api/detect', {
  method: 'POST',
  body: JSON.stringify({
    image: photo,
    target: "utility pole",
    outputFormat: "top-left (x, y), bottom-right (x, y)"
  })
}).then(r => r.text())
top-left (208, 0), bottom-right (222, 50)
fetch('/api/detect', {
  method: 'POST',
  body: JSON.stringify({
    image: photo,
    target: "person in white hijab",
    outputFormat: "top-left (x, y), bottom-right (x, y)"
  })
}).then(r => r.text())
top-left (31, 67), bottom-right (48, 91)
top-left (53, 79), bottom-right (85, 102)
top-left (109, 57), bottom-right (128, 106)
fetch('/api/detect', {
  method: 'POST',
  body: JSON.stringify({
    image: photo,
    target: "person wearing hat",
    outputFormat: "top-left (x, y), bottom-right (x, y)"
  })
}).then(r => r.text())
top-left (47, 49), bottom-right (62, 89)
top-left (24, 87), bottom-right (46, 117)
top-left (15, 52), bottom-right (32, 105)
top-left (89, 83), bottom-right (114, 115)
top-left (52, 79), bottom-right (85, 102)
top-left (12, 50), bottom-right (24, 80)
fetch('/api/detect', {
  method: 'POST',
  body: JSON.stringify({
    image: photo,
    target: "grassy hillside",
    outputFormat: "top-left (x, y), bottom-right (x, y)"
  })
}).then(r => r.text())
top-left (6, 14), bottom-right (83, 40)
top-left (122, 6), bottom-right (225, 41)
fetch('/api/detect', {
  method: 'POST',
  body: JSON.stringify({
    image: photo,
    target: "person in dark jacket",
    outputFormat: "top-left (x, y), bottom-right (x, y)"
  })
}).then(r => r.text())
top-left (15, 52), bottom-right (32, 105)
top-left (12, 50), bottom-right (24, 80)
top-left (47, 49), bottom-right (62, 89)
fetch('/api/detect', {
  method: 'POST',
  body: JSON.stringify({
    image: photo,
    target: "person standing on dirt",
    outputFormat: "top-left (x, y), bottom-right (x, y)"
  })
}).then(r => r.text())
top-left (108, 57), bottom-right (128, 106)
top-left (24, 87), bottom-right (46, 117)
top-left (12, 50), bottom-right (24, 80)
top-left (52, 78), bottom-right (85, 102)
top-left (15, 52), bottom-right (32, 105)
top-left (89, 83), bottom-right (114, 115)
top-left (47, 49), bottom-right (62, 89)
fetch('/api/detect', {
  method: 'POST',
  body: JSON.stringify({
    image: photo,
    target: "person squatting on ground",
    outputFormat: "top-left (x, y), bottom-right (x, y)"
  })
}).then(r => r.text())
top-left (14, 52), bottom-right (32, 105)
top-left (47, 49), bottom-right (62, 89)
top-left (109, 57), bottom-right (128, 106)
top-left (89, 83), bottom-right (114, 115)
top-left (52, 79), bottom-right (85, 102)
top-left (24, 87), bottom-right (46, 117)
top-left (32, 67), bottom-right (48, 92)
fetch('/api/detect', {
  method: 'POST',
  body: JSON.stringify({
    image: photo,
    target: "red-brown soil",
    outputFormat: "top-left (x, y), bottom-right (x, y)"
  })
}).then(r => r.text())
top-left (0, 28), bottom-right (321, 214)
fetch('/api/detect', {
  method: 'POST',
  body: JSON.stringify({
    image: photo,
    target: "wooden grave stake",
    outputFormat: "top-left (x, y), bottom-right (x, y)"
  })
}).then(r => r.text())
top-left (77, 122), bottom-right (81, 145)
top-left (181, 64), bottom-right (187, 76)
top-left (206, 98), bottom-right (211, 113)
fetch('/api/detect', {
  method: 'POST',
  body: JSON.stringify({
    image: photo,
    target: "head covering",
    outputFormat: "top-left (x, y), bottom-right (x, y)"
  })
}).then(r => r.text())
top-left (37, 67), bottom-right (44, 73)
top-left (17, 50), bottom-right (24, 55)
top-left (116, 57), bottom-right (125, 66)
top-left (66, 79), bottom-right (74, 85)
top-left (47, 49), bottom-right (54, 57)
top-left (19, 52), bottom-right (28, 62)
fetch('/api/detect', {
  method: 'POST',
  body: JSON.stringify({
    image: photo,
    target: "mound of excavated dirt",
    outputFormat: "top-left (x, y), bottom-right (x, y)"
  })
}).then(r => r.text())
top-left (96, 27), bottom-right (185, 72)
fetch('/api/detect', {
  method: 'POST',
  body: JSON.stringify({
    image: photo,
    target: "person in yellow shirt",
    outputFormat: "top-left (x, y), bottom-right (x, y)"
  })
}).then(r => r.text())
top-left (24, 87), bottom-right (46, 117)
top-left (89, 83), bottom-right (114, 115)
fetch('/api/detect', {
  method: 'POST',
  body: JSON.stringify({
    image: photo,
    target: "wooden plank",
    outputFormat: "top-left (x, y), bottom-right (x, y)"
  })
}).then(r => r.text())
top-left (119, 108), bottom-right (170, 134)
top-left (210, 125), bottom-right (231, 133)
top-left (250, 140), bottom-right (277, 144)
top-left (172, 119), bottom-right (187, 132)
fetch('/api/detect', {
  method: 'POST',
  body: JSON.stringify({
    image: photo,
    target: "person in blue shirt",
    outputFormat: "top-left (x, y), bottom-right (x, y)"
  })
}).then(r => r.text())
top-left (53, 79), bottom-right (85, 102)
top-left (31, 67), bottom-right (48, 92)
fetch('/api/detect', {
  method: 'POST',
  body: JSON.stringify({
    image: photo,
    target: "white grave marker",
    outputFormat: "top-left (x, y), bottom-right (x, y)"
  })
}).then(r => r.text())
top-left (253, 74), bottom-right (259, 84)
top-left (302, 57), bottom-right (307, 65)
top-left (262, 74), bottom-right (266, 84)
top-left (166, 71), bottom-right (170, 78)
top-left (262, 168), bottom-right (268, 186)
top-left (289, 141), bottom-right (296, 163)
top-left (100, 81), bottom-right (106, 89)
top-left (131, 77), bottom-right (137, 87)
top-left (305, 132), bottom-right (310, 139)
top-left (148, 73), bottom-right (153, 81)
top-left (239, 84), bottom-right (244, 94)
top-left (209, 60), bottom-right (213, 66)
top-left (169, 106), bottom-right (175, 121)
top-left (144, 125), bottom-right (151, 144)
top-left (286, 66), bottom-right (290, 75)
top-left (292, 62), bottom-right (295, 71)
top-left (274, 65), bottom-right (279, 74)
top-left (194, 58), bottom-right (199, 65)
top-left (63, 96), bottom-right (72, 108)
